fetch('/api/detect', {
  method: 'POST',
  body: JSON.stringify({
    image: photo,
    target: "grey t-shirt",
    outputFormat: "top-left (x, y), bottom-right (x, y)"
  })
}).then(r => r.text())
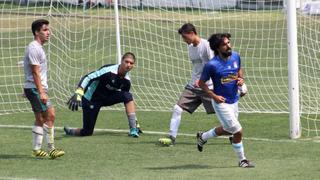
top-left (23, 40), bottom-right (48, 90)
top-left (187, 38), bottom-right (213, 90)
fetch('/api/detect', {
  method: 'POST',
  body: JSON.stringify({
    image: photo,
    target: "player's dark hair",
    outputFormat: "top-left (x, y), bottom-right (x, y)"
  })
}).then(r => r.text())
top-left (208, 33), bottom-right (231, 55)
top-left (31, 19), bottom-right (49, 36)
top-left (122, 52), bottom-right (136, 62)
top-left (178, 23), bottom-right (197, 35)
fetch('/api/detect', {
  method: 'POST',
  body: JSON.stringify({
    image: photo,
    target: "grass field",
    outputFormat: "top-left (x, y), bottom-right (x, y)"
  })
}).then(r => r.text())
top-left (1, 2), bottom-right (320, 179)
top-left (0, 109), bottom-right (320, 180)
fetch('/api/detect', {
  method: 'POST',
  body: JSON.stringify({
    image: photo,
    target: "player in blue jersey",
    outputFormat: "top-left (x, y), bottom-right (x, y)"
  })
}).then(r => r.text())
top-left (64, 52), bottom-right (141, 137)
top-left (197, 33), bottom-right (254, 168)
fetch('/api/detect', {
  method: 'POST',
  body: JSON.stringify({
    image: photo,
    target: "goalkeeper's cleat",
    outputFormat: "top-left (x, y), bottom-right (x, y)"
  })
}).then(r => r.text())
top-left (229, 136), bottom-right (233, 144)
top-left (129, 128), bottom-right (139, 138)
top-left (197, 132), bottom-right (207, 152)
top-left (137, 127), bottom-right (143, 134)
top-left (239, 159), bottom-right (255, 168)
top-left (158, 136), bottom-right (175, 146)
top-left (136, 121), bottom-right (143, 134)
top-left (48, 149), bottom-right (65, 159)
top-left (64, 126), bottom-right (73, 135)
top-left (32, 149), bottom-right (48, 158)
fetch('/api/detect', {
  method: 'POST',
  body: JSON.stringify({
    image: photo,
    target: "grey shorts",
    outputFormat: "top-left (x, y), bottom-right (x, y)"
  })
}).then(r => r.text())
top-left (24, 88), bottom-right (52, 113)
top-left (177, 88), bottom-right (215, 114)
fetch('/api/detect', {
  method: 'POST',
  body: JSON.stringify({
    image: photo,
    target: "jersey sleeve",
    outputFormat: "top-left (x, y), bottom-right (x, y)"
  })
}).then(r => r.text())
top-left (206, 41), bottom-right (214, 60)
top-left (78, 65), bottom-right (113, 89)
top-left (28, 47), bottom-right (41, 66)
top-left (200, 63), bottom-right (213, 82)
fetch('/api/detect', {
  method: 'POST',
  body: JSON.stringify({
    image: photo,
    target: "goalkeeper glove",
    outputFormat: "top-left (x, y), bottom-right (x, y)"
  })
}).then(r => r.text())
top-left (67, 88), bottom-right (84, 111)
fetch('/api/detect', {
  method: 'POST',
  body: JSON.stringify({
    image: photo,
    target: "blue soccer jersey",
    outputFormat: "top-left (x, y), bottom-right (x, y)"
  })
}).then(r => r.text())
top-left (200, 51), bottom-right (241, 104)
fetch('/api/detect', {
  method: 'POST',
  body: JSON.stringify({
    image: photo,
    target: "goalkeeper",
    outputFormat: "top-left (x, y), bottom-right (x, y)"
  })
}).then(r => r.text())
top-left (64, 52), bottom-right (141, 137)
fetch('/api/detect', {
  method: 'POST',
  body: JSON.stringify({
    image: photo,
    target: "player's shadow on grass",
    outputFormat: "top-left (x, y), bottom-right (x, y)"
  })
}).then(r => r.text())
top-left (145, 164), bottom-right (233, 170)
top-left (0, 154), bottom-right (32, 160)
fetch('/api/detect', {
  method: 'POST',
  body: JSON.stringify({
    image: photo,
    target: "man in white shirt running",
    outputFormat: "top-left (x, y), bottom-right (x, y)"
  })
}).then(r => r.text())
top-left (158, 23), bottom-right (215, 146)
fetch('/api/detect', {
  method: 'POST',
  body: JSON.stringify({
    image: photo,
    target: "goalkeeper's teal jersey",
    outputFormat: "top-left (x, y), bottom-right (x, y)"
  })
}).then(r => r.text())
top-left (78, 64), bottom-right (131, 101)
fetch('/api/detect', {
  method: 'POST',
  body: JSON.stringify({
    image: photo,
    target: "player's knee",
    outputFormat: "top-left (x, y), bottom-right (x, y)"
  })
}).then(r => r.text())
top-left (48, 112), bottom-right (55, 121)
top-left (173, 104), bottom-right (183, 114)
top-left (123, 92), bottom-right (133, 103)
top-left (225, 124), bottom-right (242, 135)
top-left (233, 129), bottom-right (243, 136)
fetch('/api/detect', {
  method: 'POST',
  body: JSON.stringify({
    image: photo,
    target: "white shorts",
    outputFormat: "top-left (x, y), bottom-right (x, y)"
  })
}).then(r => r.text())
top-left (211, 100), bottom-right (242, 134)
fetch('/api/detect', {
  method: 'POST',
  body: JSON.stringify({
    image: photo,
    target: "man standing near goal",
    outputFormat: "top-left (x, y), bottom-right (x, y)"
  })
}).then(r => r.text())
top-left (197, 33), bottom-right (254, 168)
top-left (158, 23), bottom-right (215, 146)
top-left (64, 52), bottom-right (142, 137)
top-left (23, 19), bottom-right (65, 159)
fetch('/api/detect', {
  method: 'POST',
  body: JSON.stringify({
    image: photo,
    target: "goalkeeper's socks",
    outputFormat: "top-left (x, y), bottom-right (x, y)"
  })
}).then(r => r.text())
top-left (32, 126), bottom-right (44, 150)
top-left (64, 126), bottom-right (76, 135)
top-left (201, 127), bottom-right (218, 141)
top-left (232, 141), bottom-right (246, 162)
top-left (128, 113), bottom-right (137, 129)
top-left (169, 104), bottom-right (183, 138)
top-left (43, 124), bottom-right (55, 151)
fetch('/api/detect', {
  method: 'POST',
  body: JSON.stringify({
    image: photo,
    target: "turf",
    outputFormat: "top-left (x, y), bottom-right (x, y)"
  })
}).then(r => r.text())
top-left (0, 110), bottom-right (320, 180)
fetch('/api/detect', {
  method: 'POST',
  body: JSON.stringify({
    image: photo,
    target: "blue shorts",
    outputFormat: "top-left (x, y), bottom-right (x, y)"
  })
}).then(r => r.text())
top-left (24, 88), bottom-right (52, 113)
top-left (80, 91), bottom-right (133, 136)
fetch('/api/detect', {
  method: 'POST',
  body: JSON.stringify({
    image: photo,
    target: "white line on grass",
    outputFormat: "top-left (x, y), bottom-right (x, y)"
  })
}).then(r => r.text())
top-left (0, 124), bottom-right (318, 143)
top-left (0, 177), bottom-right (49, 180)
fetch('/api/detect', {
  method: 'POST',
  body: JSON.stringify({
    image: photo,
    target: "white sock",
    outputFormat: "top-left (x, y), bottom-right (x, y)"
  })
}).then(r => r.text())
top-left (43, 124), bottom-right (55, 151)
top-left (201, 127), bottom-right (218, 141)
top-left (232, 141), bottom-right (246, 161)
top-left (32, 126), bottom-right (43, 151)
top-left (169, 104), bottom-right (183, 138)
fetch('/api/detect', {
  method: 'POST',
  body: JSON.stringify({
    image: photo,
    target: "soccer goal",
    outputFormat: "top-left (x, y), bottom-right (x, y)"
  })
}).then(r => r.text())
top-left (0, 0), bottom-right (319, 138)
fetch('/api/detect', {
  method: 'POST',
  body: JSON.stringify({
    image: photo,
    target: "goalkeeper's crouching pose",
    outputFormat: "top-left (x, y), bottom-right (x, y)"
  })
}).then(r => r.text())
top-left (64, 52), bottom-right (142, 137)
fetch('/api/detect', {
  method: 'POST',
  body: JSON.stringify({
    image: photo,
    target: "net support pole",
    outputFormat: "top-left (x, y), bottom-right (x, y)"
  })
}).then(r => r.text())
top-left (287, 0), bottom-right (301, 139)
top-left (114, 0), bottom-right (122, 64)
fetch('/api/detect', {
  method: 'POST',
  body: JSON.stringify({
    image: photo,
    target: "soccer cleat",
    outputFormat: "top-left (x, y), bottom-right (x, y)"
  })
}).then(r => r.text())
top-left (32, 149), bottom-right (48, 158)
top-left (239, 159), bottom-right (255, 168)
top-left (158, 136), bottom-right (175, 146)
top-left (229, 136), bottom-right (233, 144)
top-left (137, 127), bottom-right (143, 134)
top-left (136, 122), bottom-right (143, 134)
top-left (48, 149), bottom-right (65, 159)
top-left (129, 128), bottom-right (139, 138)
top-left (197, 132), bottom-right (207, 152)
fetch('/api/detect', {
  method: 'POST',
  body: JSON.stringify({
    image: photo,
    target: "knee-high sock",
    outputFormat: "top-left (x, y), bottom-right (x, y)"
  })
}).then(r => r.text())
top-left (32, 126), bottom-right (43, 151)
top-left (169, 104), bottom-right (183, 138)
top-left (43, 124), bottom-right (55, 151)
top-left (232, 141), bottom-right (246, 161)
top-left (201, 127), bottom-right (218, 141)
top-left (128, 113), bottom-right (137, 129)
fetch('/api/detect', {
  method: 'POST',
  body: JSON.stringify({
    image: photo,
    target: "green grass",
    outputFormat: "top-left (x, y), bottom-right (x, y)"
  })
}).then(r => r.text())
top-left (0, 110), bottom-right (320, 180)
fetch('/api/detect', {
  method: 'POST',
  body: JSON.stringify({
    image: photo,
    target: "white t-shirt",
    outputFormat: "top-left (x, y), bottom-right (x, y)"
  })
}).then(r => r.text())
top-left (23, 40), bottom-right (48, 90)
top-left (187, 38), bottom-right (213, 89)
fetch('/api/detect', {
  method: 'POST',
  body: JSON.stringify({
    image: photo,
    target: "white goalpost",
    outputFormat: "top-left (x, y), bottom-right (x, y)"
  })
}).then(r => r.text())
top-left (0, 0), bottom-right (319, 138)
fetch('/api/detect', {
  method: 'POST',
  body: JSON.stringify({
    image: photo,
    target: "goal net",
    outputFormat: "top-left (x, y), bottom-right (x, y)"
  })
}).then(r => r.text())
top-left (0, 0), bottom-right (319, 137)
